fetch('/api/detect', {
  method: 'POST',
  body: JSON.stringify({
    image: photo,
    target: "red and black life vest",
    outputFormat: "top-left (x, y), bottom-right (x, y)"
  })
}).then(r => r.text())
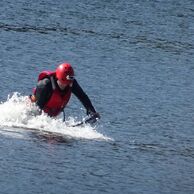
top-left (35, 71), bottom-right (72, 117)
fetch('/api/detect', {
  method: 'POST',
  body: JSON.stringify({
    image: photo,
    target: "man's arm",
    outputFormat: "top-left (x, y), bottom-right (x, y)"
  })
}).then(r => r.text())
top-left (72, 79), bottom-right (96, 115)
top-left (35, 78), bottom-right (52, 109)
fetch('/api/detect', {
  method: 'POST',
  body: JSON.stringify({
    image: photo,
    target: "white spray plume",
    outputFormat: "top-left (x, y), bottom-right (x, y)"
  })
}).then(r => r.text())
top-left (0, 93), bottom-right (112, 141)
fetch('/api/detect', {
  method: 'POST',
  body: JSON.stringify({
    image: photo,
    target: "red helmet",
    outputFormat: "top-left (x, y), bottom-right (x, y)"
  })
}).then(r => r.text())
top-left (56, 63), bottom-right (74, 85)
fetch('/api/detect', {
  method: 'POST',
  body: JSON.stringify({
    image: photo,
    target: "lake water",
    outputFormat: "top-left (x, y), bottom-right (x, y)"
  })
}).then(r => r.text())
top-left (0, 0), bottom-right (194, 194)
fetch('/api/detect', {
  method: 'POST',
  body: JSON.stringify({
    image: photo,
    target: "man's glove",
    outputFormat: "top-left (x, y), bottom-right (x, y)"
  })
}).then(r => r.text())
top-left (87, 110), bottom-right (100, 118)
top-left (86, 110), bottom-right (100, 124)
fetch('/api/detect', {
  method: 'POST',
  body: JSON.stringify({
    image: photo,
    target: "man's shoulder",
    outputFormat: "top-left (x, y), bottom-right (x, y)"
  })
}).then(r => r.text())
top-left (37, 77), bottom-right (52, 88)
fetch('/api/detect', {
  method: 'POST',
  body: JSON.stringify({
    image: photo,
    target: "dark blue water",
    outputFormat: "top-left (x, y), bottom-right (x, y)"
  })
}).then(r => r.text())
top-left (0, 0), bottom-right (194, 193)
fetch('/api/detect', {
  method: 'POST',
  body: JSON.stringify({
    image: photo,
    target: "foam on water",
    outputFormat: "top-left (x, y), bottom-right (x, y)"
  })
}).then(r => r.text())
top-left (0, 93), bottom-right (112, 141)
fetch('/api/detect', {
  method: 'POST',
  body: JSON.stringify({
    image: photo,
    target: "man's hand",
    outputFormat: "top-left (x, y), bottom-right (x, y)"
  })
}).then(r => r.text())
top-left (92, 112), bottom-right (100, 120)
top-left (87, 110), bottom-right (100, 119)
top-left (71, 112), bottom-right (100, 127)
top-left (87, 112), bottom-right (100, 124)
top-left (29, 95), bottom-right (37, 103)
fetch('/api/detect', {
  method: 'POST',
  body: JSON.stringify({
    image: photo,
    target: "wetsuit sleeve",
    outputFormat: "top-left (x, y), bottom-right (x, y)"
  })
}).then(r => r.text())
top-left (35, 78), bottom-right (52, 109)
top-left (72, 79), bottom-right (96, 114)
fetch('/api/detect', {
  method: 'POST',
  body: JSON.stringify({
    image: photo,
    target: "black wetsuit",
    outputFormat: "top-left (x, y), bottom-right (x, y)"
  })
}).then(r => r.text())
top-left (34, 77), bottom-right (96, 115)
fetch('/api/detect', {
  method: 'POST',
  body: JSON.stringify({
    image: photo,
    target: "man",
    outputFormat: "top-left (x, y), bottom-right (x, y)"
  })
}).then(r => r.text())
top-left (30, 63), bottom-right (99, 123)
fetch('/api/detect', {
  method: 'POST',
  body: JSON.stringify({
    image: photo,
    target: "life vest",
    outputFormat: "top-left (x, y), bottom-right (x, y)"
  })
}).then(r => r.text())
top-left (35, 71), bottom-right (72, 117)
